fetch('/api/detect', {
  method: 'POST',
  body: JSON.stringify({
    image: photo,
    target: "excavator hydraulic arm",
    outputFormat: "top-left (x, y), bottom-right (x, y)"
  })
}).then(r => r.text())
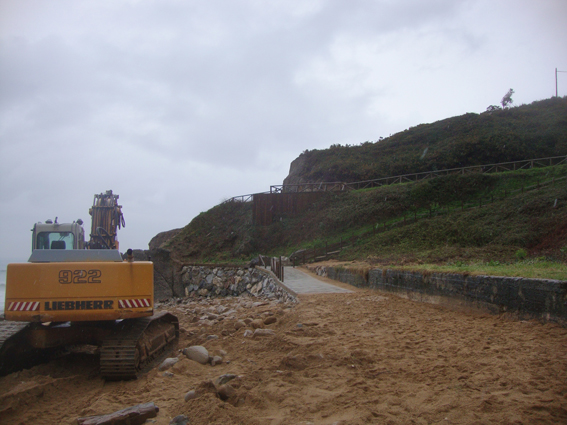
top-left (88, 190), bottom-right (125, 250)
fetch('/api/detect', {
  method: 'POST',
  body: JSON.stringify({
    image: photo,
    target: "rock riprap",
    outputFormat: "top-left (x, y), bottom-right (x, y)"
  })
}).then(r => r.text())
top-left (180, 266), bottom-right (296, 303)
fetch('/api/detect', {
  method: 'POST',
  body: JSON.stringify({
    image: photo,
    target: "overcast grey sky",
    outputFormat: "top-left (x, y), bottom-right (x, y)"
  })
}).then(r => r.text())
top-left (1, 0), bottom-right (566, 262)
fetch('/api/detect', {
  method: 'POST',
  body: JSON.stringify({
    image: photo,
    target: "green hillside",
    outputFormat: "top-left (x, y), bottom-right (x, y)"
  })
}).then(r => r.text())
top-left (161, 98), bottom-right (567, 275)
top-left (164, 165), bottom-right (567, 268)
top-left (284, 97), bottom-right (567, 184)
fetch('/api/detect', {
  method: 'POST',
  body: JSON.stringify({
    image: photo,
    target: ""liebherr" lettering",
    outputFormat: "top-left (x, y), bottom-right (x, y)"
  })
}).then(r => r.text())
top-left (44, 300), bottom-right (113, 310)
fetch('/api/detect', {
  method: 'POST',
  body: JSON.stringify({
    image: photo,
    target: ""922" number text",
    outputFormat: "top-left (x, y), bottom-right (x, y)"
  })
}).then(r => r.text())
top-left (59, 270), bottom-right (102, 284)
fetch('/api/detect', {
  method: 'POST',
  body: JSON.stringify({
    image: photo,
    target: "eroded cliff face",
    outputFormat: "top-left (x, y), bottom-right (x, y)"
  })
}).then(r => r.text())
top-left (282, 153), bottom-right (309, 185)
top-left (148, 228), bottom-right (182, 251)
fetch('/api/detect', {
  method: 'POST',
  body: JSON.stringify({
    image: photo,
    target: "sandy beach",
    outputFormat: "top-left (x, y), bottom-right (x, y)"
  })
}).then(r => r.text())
top-left (1, 283), bottom-right (566, 424)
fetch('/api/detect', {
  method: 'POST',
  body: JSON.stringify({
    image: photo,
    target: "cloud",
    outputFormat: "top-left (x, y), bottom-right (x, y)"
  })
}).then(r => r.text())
top-left (0, 0), bottom-right (566, 260)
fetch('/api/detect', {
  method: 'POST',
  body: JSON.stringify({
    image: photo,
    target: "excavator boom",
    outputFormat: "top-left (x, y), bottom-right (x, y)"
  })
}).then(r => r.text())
top-left (88, 190), bottom-right (125, 250)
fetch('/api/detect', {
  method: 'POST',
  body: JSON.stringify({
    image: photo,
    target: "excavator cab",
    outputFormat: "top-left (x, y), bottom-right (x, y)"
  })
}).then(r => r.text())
top-left (32, 221), bottom-right (85, 250)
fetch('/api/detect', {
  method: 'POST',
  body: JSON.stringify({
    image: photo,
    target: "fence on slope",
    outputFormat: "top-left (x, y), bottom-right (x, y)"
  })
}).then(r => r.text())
top-left (289, 174), bottom-right (567, 265)
top-left (226, 155), bottom-right (567, 202)
top-left (271, 156), bottom-right (567, 193)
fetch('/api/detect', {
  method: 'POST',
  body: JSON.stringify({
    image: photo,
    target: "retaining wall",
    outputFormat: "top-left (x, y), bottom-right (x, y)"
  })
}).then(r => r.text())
top-left (308, 265), bottom-right (567, 324)
top-left (131, 249), bottom-right (296, 303)
top-left (180, 265), bottom-right (297, 303)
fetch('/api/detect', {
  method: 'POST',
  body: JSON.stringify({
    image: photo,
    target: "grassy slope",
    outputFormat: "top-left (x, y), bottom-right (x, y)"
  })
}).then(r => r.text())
top-left (343, 182), bottom-right (567, 263)
top-left (285, 97), bottom-right (567, 184)
top-left (163, 98), bottom-right (567, 278)
top-left (166, 165), bottom-right (567, 273)
top-left (163, 200), bottom-right (255, 263)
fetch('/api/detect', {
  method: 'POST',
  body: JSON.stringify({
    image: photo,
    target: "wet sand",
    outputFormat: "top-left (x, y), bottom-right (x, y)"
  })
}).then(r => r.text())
top-left (1, 286), bottom-right (566, 424)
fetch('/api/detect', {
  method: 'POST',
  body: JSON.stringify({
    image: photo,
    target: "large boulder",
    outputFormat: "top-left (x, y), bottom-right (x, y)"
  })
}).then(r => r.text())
top-left (183, 346), bottom-right (210, 365)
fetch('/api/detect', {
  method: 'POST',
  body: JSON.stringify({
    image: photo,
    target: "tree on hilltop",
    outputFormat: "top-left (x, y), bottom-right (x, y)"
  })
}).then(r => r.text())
top-left (501, 88), bottom-right (515, 108)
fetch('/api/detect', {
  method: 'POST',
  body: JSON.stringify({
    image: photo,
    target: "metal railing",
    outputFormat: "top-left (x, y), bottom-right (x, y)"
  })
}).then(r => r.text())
top-left (258, 255), bottom-right (284, 281)
top-left (277, 156), bottom-right (567, 193)
top-left (224, 155), bottom-right (567, 202)
top-left (223, 192), bottom-right (268, 203)
top-left (270, 181), bottom-right (350, 193)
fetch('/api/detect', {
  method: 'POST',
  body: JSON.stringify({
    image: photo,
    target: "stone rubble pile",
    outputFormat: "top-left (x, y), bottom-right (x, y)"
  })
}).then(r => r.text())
top-left (157, 293), bottom-right (295, 333)
top-left (154, 293), bottom-right (296, 413)
top-left (179, 265), bottom-right (296, 303)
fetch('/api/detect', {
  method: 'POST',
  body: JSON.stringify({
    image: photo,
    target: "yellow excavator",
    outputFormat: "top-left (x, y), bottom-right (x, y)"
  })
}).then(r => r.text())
top-left (1, 191), bottom-right (178, 380)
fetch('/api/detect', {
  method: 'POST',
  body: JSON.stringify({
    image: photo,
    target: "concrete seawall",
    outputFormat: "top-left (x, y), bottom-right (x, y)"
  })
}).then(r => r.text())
top-left (307, 265), bottom-right (567, 324)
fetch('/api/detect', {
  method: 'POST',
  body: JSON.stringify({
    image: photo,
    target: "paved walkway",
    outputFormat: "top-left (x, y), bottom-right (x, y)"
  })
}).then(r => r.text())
top-left (280, 266), bottom-right (352, 294)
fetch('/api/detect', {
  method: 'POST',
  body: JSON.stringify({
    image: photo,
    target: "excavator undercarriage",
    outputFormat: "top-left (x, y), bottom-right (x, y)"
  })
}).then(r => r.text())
top-left (0, 313), bottom-right (178, 379)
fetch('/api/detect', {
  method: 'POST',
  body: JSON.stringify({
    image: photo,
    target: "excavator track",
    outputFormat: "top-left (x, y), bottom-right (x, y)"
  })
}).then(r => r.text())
top-left (0, 321), bottom-right (39, 376)
top-left (100, 311), bottom-right (179, 380)
top-left (0, 321), bottom-right (30, 349)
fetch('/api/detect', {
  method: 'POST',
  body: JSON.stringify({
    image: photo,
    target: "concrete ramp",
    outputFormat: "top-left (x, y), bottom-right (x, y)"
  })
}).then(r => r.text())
top-left (282, 266), bottom-right (352, 294)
